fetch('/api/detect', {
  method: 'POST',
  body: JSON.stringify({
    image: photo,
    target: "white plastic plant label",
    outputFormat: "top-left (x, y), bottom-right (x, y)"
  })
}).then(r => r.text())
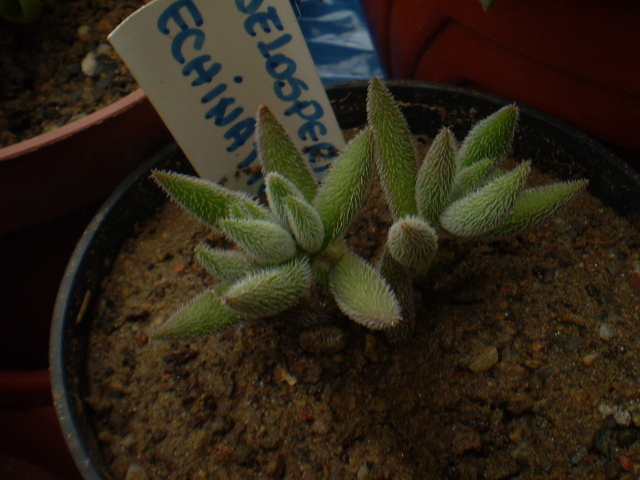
top-left (109, 0), bottom-right (346, 191)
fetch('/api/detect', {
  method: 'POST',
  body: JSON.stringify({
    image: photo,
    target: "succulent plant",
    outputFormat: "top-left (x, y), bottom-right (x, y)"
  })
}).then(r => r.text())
top-left (367, 77), bottom-right (587, 341)
top-left (151, 78), bottom-right (586, 342)
top-left (151, 103), bottom-right (401, 339)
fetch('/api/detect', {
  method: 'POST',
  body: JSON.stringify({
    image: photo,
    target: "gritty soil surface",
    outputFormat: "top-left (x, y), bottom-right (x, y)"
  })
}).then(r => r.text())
top-left (84, 140), bottom-right (640, 480)
top-left (0, 0), bottom-right (142, 147)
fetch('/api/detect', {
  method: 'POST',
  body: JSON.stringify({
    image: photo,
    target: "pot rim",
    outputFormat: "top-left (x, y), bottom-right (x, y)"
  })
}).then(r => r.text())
top-left (0, 90), bottom-right (146, 161)
top-left (0, 88), bottom-right (172, 236)
top-left (50, 80), bottom-right (640, 480)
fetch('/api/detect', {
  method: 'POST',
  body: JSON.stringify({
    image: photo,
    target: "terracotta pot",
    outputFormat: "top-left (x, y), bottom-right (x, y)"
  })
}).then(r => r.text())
top-left (361, 0), bottom-right (640, 171)
top-left (0, 357), bottom-right (82, 480)
top-left (0, 89), bottom-right (171, 236)
top-left (0, 408), bottom-right (82, 480)
top-left (50, 81), bottom-right (640, 479)
top-left (0, 89), bottom-right (171, 372)
top-left (0, 89), bottom-right (169, 480)
top-left (0, 370), bottom-right (80, 480)
top-left (0, 454), bottom-right (62, 480)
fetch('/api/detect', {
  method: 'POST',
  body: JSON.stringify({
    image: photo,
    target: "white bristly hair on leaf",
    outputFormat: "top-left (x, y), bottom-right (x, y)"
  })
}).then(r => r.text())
top-left (152, 170), bottom-right (273, 229)
top-left (151, 288), bottom-right (242, 339)
top-left (256, 104), bottom-right (317, 202)
top-left (265, 171), bottom-right (306, 224)
top-left (284, 196), bottom-right (325, 254)
top-left (416, 127), bottom-right (458, 225)
top-left (195, 244), bottom-right (254, 282)
top-left (223, 257), bottom-right (312, 319)
top-left (217, 218), bottom-right (297, 264)
top-left (482, 179), bottom-right (589, 239)
top-left (387, 216), bottom-right (438, 273)
top-left (440, 161), bottom-right (531, 238)
top-left (314, 128), bottom-right (375, 248)
top-left (367, 77), bottom-right (418, 219)
top-left (330, 251), bottom-right (402, 330)
top-left (448, 157), bottom-right (497, 203)
top-left (457, 104), bottom-right (519, 168)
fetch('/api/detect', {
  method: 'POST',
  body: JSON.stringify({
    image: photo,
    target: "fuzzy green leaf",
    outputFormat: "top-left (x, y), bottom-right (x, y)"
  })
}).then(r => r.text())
top-left (223, 257), bottom-right (312, 319)
top-left (440, 161), bottom-right (530, 238)
top-left (416, 127), bottom-right (458, 224)
top-left (330, 251), bottom-right (401, 330)
top-left (265, 171), bottom-right (305, 223)
top-left (256, 104), bottom-right (317, 202)
top-left (314, 129), bottom-right (374, 247)
top-left (458, 105), bottom-right (519, 168)
top-left (367, 77), bottom-right (418, 218)
top-left (284, 196), bottom-right (325, 253)
top-left (0, 0), bottom-right (42, 23)
top-left (485, 179), bottom-right (588, 238)
top-left (151, 289), bottom-right (242, 339)
top-left (153, 170), bottom-right (269, 229)
top-left (479, 0), bottom-right (498, 12)
top-left (218, 218), bottom-right (297, 264)
top-left (387, 216), bottom-right (438, 273)
top-left (227, 198), bottom-right (274, 222)
top-left (195, 244), bottom-right (253, 281)
top-left (448, 157), bottom-right (497, 203)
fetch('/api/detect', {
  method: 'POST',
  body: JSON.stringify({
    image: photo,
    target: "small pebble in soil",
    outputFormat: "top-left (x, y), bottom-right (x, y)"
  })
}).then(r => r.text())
top-left (81, 51), bottom-right (99, 77)
top-left (356, 463), bottom-right (370, 479)
top-left (77, 25), bottom-right (92, 42)
top-left (451, 426), bottom-right (482, 455)
top-left (628, 404), bottom-right (640, 428)
top-left (599, 322), bottom-right (614, 341)
top-left (469, 346), bottom-right (499, 372)
top-left (598, 404), bottom-right (633, 426)
top-left (583, 352), bottom-right (603, 366)
top-left (96, 43), bottom-right (113, 55)
top-left (310, 417), bottom-right (332, 436)
top-left (124, 464), bottom-right (149, 480)
top-left (273, 364), bottom-right (297, 386)
top-left (510, 440), bottom-right (534, 465)
top-left (615, 409), bottom-right (632, 427)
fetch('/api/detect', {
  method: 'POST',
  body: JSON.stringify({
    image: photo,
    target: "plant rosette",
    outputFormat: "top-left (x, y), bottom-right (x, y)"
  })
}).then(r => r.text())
top-left (51, 80), bottom-right (640, 480)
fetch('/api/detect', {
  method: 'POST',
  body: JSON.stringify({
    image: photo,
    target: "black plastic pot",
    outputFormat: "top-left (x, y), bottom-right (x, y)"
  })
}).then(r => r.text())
top-left (50, 81), bottom-right (640, 480)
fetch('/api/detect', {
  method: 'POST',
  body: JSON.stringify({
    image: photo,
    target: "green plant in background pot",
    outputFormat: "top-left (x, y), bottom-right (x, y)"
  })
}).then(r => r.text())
top-left (0, 0), bottom-right (41, 22)
top-left (151, 78), bottom-right (586, 343)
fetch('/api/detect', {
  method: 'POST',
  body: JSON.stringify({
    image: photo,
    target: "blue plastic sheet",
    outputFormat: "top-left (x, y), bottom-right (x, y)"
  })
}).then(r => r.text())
top-left (294, 0), bottom-right (385, 83)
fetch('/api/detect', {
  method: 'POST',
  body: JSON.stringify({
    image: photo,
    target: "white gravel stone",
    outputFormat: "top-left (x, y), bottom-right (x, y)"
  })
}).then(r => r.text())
top-left (599, 322), bottom-right (614, 340)
top-left (81, 51), bottom-right (99, 77)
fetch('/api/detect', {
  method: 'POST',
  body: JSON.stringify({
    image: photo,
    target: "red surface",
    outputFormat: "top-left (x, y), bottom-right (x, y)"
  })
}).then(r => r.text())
top-left (0, 371), bottom-right (81, 480)
top-left (361, 0), bottom-right (640, 171)
top-left (0, 407), bottom-right (82, 480)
